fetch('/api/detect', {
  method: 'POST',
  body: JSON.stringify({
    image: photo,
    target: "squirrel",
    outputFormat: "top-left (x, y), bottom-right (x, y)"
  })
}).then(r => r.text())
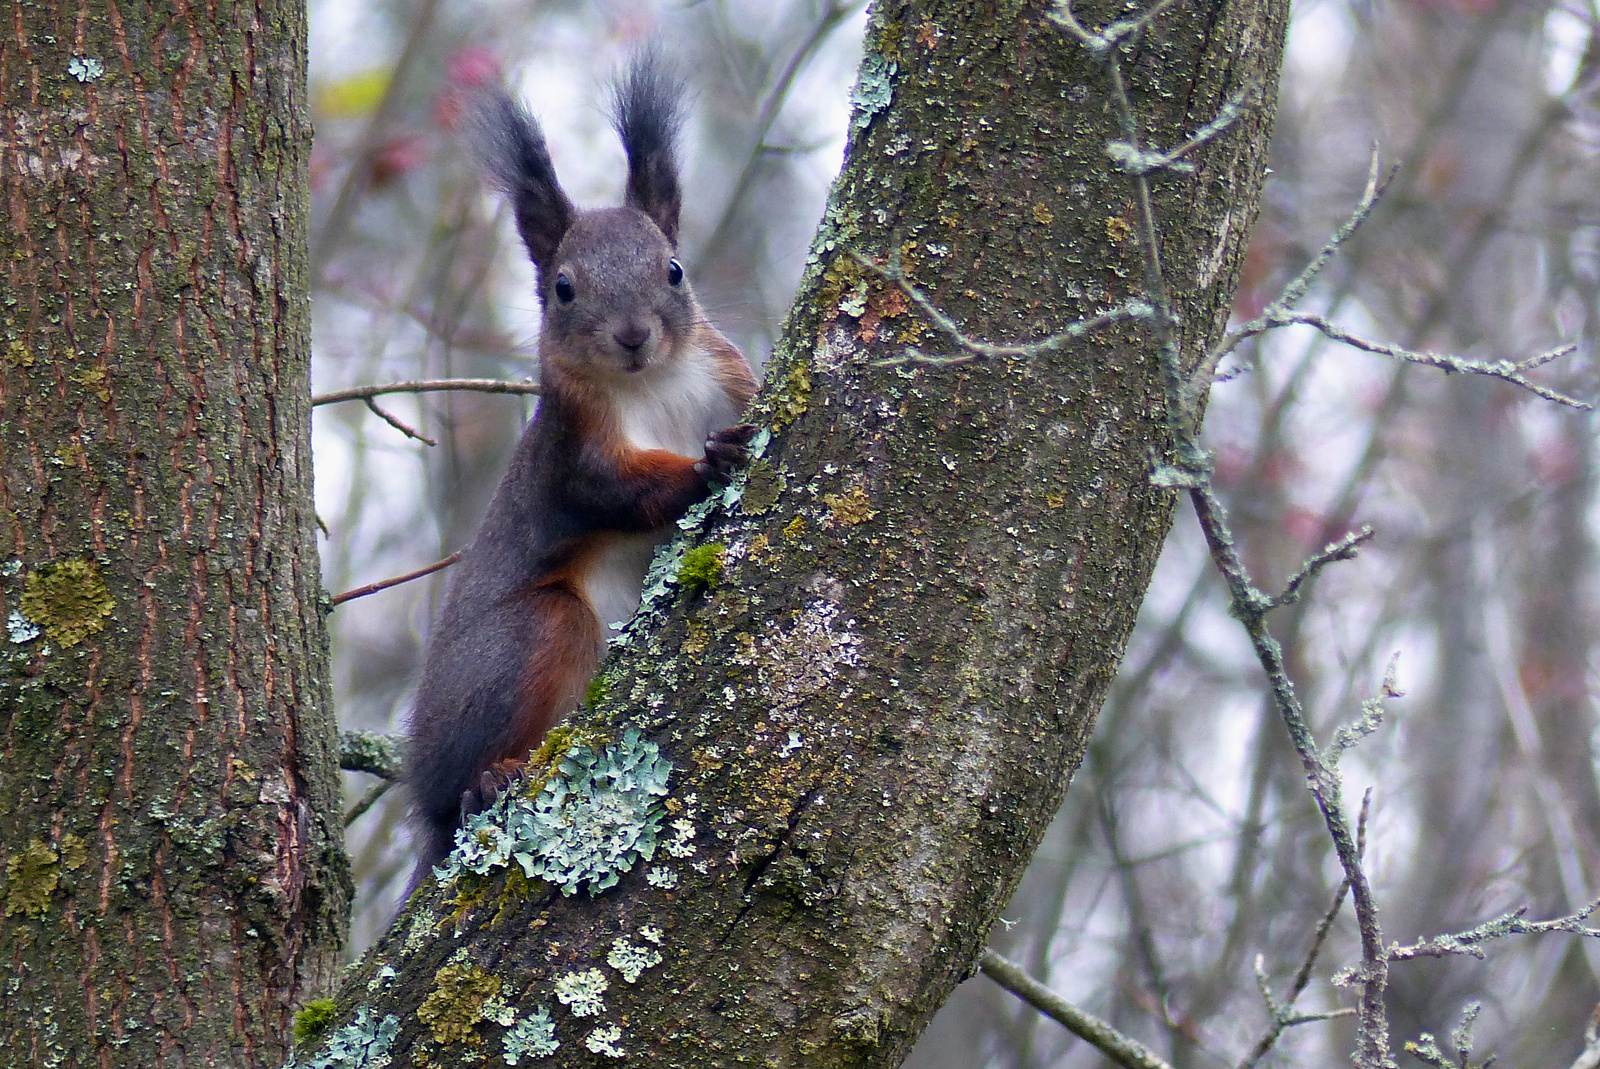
top-left (405, 54), bottom-right (758, 880)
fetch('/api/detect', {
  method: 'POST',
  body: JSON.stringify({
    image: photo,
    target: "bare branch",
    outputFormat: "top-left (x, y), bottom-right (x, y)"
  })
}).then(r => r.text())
top-left (1267, 315), bottom-right (1589, 410)
top-left (1388, 900), bottom-right (1600, 963)
top-left (346, 780), bottom-right (396, 827)
top-left (339, 730), bottom-right (405, 781)
top-left (364, 397), bottom-right (437, 446)
top-left (1199, 150), bottom-right (1395, 387)
top-left (1326, 656), bottom-right (1403, 767)
top-left (848, 247), bottom-right (1152, 366)
top-left (1107, 86), bottom-right (1255, 177)
top-left (979, 949), bottom-right (1175, 1069)
top-left (1271, 526), bottom-right (1376, 610)
top-left (330, 550), bottom-right (463, 607)
top-left (313, 378), bottom-right (541, 407)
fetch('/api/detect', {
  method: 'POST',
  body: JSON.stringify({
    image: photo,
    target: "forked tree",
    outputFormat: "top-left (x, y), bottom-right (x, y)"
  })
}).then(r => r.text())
top-left (0, 0), bottom-right (1286, 1065)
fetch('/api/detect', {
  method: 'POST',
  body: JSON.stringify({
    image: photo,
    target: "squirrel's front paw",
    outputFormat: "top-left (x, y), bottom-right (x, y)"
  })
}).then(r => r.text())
top-left (459, 760), bottom-right (525, 821)
top-left (696, 423), bottom-right (758, 480)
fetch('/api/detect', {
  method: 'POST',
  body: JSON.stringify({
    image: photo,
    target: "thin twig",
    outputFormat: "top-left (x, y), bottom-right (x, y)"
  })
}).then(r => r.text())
top-left (338, 730), bottom-right (405, 781)
top-left (313, 378), bottom-right (542, 407)
top-left (1326, 660), bottom-right (1402, 768)
top-left (980, 948), bottom-right (1174, 1069)
top-left (330, 550), bottom-right (463, 607)
top-left (346, 780), bottom-right (396, 826)
top-left (1253, 314), bottom-right (1588, 410)
top-left (1066, 0), bottom-right (1396, 1042)
top-left (1403, 1002), bottom-right (1494, 1069)
top-left (1235, 794), bottom-right (1366, 1069)
top-left (1199, 149), bottom-right (1395, 390)
top-left (1186, 481), bottom-right (1394, 1064)
top-left (364, 397), bottom-right (437, 445)
top-left (848, 246), bottom-right (1151, 366)
top-left (1271, 526), bottom-right (1376, 610)
top-left (1106, 85), bottom-right (1255, 178)
top-left (1386, 900), bottom-right (1600, 963)
top-left (1049, 0), bottom-right (1189, 53)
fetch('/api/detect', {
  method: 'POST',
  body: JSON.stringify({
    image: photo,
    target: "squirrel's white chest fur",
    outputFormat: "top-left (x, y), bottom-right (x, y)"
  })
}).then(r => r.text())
top-left (612, 345), bottom-right (741, 457)
top-left (583, 346), bottom-right (740, 633)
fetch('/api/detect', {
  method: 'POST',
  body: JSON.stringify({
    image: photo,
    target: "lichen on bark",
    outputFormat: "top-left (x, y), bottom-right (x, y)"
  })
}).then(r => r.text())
top-left (303, 0), bottom-right (1287, 1065)
top-left (0, 3), bottom-right (348, 1066)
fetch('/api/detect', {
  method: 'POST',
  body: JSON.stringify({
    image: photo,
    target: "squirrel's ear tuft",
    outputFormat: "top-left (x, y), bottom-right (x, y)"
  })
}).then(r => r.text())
top-left (468, 88), bottom-right (576, 277)
top-left (610, 49), bottom-right (687, 245)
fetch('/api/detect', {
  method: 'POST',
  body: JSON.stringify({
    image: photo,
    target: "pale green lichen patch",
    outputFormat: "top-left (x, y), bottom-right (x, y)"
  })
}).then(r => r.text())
top-left (402, 909), bottom-right (440, 956)
top-left (502, 1006), bottom-right (559, 1063)
top-left (848, 51), bottom-right (898, 137)
top-left (67, 56), bottom-right (105, 82)
top-left (607, 935), bottom-right (663, 983)
top-left (662, 818), bottom-right (697, 859)
top-left (418, 962), bottom-right (501, 1046)
top-left (366, 964), bottom-right (398, 993)
top-left (584, 1024), bottom-right (626, 1058)
top-left (433, 730), bottom-right (672, 896)
top-left (553, 969), bottom-right (608, 1017)
top-left (286, 1007), bottom-right (400, 1069)
top-left (20, 558), bottom-right (112, 647)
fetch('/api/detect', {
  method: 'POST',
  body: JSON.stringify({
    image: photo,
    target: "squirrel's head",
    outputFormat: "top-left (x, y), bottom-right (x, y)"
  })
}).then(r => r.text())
top-left (540, 207), bottom-right (698, 381)
top-left (471, 52), bottom-right (698, 382)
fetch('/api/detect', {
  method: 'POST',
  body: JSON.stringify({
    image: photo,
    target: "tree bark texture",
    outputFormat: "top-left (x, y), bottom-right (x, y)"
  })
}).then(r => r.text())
top-left (315, 0), bottom-right (1287, 1066)
top-left (0, 4), bottom-right (347, 1067)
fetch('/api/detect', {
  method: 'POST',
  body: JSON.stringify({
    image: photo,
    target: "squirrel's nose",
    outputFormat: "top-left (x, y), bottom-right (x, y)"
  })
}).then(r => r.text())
top-left (613, 324), bottom-right (650, 351)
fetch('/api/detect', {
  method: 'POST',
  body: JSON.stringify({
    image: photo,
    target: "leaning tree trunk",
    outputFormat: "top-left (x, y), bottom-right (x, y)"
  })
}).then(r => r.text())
top-left (302, 0), bottom-right (1286, 1065)
top-left (0, 4), bottom-right (348, 1067)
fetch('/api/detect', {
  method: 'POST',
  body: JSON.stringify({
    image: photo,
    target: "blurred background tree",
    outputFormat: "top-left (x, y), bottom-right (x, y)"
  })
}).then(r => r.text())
top-left (309, 0), bottom-right (1599, 1064)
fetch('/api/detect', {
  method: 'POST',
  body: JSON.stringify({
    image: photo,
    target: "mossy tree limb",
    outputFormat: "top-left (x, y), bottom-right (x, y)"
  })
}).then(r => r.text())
top-left (0, 3), bottom-right (348, 1066)
top-left (314, 0), bottom-right (1288, 1064)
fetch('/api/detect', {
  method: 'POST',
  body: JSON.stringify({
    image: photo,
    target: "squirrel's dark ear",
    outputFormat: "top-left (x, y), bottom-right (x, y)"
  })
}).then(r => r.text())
top-left (610, 50), bottom-right (686, 245)
top-left (469, 88), bottom-right (576, 275)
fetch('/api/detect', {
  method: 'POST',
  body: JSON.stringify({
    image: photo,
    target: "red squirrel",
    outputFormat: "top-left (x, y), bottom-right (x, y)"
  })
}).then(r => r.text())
top-left (406, 55), bottom-right (757, 878)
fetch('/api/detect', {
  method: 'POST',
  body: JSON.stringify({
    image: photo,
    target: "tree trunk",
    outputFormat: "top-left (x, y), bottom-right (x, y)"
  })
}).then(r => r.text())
top-left (0, 4), bottom-right (347, 1067)
top-left (300, 0), bottom-right (1286, 1065)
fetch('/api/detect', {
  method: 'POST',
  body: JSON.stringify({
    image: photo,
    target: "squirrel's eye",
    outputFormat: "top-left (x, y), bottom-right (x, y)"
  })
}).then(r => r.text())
top-left (554, 273), bottom-right (576, 303)
top-left (667, 258), bottom-right (684, 287)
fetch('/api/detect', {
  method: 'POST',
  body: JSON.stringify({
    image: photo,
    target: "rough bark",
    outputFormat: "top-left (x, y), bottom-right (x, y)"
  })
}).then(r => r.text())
top-left (0, 3), bottom-right (347, 1067)
top-left (307, 0), bottom-right (1287, 1066)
